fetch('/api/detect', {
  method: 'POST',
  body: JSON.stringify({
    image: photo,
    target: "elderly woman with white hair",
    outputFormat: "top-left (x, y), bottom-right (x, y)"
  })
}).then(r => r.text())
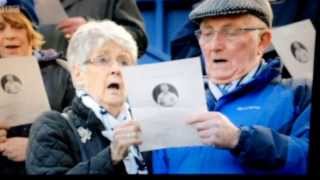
top-left (25, 20), bottom-right (149, 175)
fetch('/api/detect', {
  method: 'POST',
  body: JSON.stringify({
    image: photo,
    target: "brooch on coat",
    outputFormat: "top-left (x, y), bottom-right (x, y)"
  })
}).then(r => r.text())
top-left (77, 127), bottom-right (92, 143)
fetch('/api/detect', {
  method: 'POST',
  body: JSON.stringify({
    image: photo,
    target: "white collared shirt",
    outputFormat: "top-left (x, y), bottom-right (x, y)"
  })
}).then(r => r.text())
top-left (208, 60), bottom-right (266, 100)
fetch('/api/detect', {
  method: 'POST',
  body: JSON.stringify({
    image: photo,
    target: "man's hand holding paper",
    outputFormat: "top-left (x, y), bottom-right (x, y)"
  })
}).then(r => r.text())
top-left (187, 111), bottom-right (241, 149)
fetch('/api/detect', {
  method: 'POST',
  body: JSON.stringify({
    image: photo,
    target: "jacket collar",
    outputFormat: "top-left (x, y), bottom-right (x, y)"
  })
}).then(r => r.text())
top-left (70, 97), bottom-right (105, 131)
top-left (207, 58), bottom-right (282, 110)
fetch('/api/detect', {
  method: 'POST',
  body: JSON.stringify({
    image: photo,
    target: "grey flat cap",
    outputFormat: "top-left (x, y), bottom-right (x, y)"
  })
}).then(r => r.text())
top-left (189, 0), bottom-right (273, 27)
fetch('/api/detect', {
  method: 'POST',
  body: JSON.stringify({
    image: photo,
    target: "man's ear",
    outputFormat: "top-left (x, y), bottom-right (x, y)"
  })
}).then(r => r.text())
top-left (258, 30), bottom-right (272, 56)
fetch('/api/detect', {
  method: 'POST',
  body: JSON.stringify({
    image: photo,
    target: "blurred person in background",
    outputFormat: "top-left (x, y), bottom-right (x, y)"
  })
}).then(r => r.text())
top-left (0, 0), bottom-right (74, 175)
top-left (39, 0), bottom-right (148, 58)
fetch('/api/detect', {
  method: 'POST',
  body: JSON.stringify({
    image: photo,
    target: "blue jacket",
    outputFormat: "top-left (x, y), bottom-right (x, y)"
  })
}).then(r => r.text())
top-left (152, 59), bottom-right (311, 174)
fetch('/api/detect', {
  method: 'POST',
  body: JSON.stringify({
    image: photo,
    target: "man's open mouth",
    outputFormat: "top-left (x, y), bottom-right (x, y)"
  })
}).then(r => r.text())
top-left (213, 59), bottom-right (228, 63)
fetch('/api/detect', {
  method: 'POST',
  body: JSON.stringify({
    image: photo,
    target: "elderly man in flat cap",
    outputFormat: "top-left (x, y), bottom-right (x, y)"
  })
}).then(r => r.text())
top-left (153, 0), bottom-right (311, 174)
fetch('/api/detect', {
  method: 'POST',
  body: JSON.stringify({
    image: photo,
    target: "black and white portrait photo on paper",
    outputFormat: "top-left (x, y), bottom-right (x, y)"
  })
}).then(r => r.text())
top-left (152, 83), bottom-right (179, 107)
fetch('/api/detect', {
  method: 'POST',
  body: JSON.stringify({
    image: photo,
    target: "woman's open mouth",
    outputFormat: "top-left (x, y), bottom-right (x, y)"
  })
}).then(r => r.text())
top-left (107, 82), bottom-right (120, 90)
top-left (5, 45), bottom-right (20, 49)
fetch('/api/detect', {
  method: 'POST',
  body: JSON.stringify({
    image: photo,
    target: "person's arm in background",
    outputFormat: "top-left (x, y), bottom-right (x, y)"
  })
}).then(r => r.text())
top-left (113, 0), bottom-right (148, 57)
top-left (58, 0), bottom-right (148, 57)
top-left (57, 17), bottom-right (87, 39)
top-left (43, 0), bottom-right (148, 57)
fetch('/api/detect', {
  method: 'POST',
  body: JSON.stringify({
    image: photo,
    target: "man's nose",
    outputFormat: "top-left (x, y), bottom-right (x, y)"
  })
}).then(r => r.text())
top-left (205, 33), bottom-right (226, 52)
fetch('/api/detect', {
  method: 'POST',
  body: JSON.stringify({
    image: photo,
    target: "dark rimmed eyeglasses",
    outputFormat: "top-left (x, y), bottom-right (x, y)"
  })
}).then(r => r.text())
top-left (194, 27), bottom-right (266, 43)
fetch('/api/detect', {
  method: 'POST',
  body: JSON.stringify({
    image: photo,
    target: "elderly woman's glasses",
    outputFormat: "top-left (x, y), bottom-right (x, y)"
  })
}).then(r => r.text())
top-left (194, 27), bottom-right (266, 43)
top-left (84, 55), bottom-right (130, 67)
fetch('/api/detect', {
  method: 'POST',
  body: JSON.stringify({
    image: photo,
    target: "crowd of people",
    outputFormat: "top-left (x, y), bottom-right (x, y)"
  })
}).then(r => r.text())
top-left (0, 0), bottom-right (313, 175)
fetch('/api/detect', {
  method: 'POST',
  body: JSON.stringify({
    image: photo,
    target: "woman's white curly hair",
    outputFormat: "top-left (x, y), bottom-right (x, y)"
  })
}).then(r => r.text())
top-left (66, 20), bottom-right (138, 67)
